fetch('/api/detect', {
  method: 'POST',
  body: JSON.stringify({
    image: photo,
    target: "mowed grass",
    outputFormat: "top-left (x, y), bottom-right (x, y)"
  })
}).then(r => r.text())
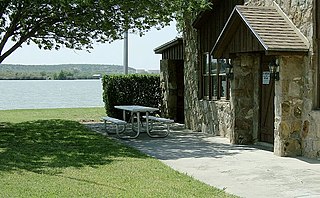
top-left (0, 108), bottom-right (237, 197)
top-left (0, 107), bottom-right (106, 123)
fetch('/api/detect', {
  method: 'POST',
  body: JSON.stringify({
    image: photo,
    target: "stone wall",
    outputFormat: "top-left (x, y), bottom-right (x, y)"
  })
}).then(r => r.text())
top-left (246, 0), bottom-right (318, 157)
top-left (160, 60), bottom-right (177, 120)
top-left (183, 15), bottom-right (232, 136)
top-left (183, 15), bottom-right (201, 131)
top-left (273, 56), bottom-right (306, 156)
top-left (245, 0), bottom-right (319, 158)
top-left (304, 111), bottom-right (320, 159)
top-left (160, 59), bottom-right (184, 123)
top-left (182, 0), bottom-right (320, 159)
top-left (231, 54), bottom-right (261, 144)
top-left (183, 45), bottom-right (262, 141)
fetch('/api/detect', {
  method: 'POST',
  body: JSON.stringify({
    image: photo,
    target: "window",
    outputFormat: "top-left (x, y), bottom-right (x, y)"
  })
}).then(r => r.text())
top-left (203, 53), bottom-right (210, 98)
top-left (201, 52), bottom-right (230, 100)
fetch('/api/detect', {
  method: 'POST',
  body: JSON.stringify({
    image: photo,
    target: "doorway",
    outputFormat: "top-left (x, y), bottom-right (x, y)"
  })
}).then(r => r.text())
top-left (160, 59), bottom-right (184, 124)
top-left (260, 56), bottom-right (275, 144)
top-left (176, 60), bottom-right (185, 123)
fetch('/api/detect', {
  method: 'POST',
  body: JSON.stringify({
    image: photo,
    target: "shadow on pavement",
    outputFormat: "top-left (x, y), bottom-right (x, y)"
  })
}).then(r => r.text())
top-left (86, 122), bottom-right (257, 160)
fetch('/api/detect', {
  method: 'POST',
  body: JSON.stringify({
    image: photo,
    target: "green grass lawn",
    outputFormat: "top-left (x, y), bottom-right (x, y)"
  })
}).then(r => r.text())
top-left (0, 108), bottom-right (237, 197)
top-left (0, 107), bottom-right (106, 123)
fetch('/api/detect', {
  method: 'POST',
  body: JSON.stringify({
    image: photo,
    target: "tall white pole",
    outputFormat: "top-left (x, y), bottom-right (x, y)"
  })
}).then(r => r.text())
top-left (123, 30), bottom-right (129, 75)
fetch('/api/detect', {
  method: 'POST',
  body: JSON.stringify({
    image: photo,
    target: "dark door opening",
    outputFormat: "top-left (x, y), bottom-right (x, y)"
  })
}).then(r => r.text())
top-left (176, 61), bottom-right (184, 124)
top-left (260, 56), bottom-right (275, 144)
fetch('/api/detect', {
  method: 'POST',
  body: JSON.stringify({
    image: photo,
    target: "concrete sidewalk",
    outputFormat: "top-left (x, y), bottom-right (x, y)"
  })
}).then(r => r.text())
top-left (116, 124), bottom-right (320, 198)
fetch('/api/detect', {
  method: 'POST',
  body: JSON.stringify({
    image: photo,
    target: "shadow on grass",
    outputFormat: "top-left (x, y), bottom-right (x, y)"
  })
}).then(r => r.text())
top-left (0, 120), bottom-right (146, 174)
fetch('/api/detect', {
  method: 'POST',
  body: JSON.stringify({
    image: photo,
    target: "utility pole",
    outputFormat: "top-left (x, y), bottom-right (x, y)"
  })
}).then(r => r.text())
top-left (123, 30), bottom-right (129, 75)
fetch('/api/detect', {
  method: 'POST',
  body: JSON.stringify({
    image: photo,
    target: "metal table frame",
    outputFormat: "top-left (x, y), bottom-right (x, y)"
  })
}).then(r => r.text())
top-left (114, 105), bottom-right (159, 138)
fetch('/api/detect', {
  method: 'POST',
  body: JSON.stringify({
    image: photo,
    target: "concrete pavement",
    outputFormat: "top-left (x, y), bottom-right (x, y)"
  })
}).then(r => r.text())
top-left (116, 124), bottom-right (320, 198)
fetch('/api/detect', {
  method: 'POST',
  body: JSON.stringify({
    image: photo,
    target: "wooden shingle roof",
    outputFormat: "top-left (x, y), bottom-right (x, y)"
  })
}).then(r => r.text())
top-left (212, 4), bottom-right (309, 57)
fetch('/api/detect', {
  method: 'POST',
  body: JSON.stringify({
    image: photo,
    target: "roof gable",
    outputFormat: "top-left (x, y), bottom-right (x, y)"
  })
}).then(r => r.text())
top-left (154, 38), bottom-right (184, 60)
top-left (212, 4), bottom-right (310, 58)
top-left (154, 38), bottom-right (183, 54)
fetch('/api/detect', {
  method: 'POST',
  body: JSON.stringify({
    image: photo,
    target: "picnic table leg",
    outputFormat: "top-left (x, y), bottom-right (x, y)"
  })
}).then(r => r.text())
top-left (146, 112), bottom-right (150, 136)
top-left (103, 120), bottom-right (107, 135)
top-left (136, 112), bottom-right (140, 137)
top-left (145, 115), bottom-right (170, 138)
top-left (145, 112), bottom-right (158, 137)
top-left (130, 112), bottom-right (135, 131)
top-left (121, 111), bottom-right (139, 139)
top-left (115, 113), bottom-right (139, 139)
top-left (116, 124), bottom-right (120, 137)
top-left (130, 112), bottom-right (144, 132)
top-left (122, 110), bottom-right (126, 121)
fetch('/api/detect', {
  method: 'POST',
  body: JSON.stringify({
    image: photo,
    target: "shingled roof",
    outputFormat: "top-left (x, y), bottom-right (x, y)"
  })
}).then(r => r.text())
top-left (212, 4), bottom-right (310, 57)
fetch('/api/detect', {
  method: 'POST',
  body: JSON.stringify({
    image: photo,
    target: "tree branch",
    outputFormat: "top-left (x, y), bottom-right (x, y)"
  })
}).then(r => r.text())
top-left (0, 38), bottom-right (24, 63)
top-left (0, 4), bottom-right (23, 55)
top-left (0, 22), bottom-right (42, 63)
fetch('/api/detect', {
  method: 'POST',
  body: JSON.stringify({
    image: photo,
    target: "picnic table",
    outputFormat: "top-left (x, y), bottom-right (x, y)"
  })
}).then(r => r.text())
top-left (103, 105), bottom-right (173, 138)
top-left (114, 105), bottom-right (158, 137)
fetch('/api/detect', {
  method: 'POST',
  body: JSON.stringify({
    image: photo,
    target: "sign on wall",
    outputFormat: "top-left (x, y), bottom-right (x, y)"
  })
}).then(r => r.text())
top-left (263, 71), bottom-right (271, 85)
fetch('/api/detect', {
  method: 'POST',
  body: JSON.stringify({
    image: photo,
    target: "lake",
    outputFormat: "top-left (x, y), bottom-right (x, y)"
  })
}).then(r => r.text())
top-left (0, 80), bottom-right (104, 110)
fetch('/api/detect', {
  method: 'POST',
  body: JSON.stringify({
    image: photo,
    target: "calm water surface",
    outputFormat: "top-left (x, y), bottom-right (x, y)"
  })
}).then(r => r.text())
top-left (0, 80), bottom-right (104, 110)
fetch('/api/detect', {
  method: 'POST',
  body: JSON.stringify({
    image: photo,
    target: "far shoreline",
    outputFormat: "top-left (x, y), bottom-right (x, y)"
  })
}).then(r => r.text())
top-left (0, 77), bottom-right (101, 80)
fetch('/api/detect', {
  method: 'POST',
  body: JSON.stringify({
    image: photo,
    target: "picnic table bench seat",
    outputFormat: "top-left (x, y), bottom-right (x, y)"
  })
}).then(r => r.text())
top-left (102, 116), bottom-right (127, 125)
top-left (102, 116), bottom-right (138, 139)
top-left (142, 115), bottom-right (174, 137)
top-left (143, 116), bottom-right (174, 123)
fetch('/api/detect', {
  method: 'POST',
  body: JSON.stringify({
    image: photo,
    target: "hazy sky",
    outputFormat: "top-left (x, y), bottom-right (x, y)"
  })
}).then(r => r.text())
top-left (2, 21), bottom-right (179, 70)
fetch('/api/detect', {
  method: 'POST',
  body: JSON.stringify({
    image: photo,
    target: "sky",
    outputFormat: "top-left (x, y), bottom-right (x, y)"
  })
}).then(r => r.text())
top-left (2, 21), bottom-right (179, 71)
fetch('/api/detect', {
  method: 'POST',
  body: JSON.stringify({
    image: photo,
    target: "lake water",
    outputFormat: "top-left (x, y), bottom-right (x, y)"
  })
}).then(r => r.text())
top-left (0, 80), bottom-right (104, 110)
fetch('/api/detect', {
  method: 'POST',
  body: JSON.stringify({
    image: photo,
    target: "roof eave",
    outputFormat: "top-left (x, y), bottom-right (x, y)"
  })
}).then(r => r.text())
top-left (211, 7), bottom-right (238, 58)
top-left (265, 48), bottom-right (309, 56)
top-left (154, 38), bottom-right (183, 54)
top-left (273, 2), bottom-right (310, 49)
top-left (211, 5), bottom-right (310, 58)
top-left (211, 6), bottom-right (270, 58)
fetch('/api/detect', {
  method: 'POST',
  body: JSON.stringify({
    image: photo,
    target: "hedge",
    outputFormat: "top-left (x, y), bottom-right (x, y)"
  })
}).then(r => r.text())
top-left (102, 74), bottom-right (161, 119)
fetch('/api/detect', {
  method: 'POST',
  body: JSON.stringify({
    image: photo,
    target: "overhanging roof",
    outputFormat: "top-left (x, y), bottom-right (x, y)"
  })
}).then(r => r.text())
top-left (211, 4), bottom-right (310, 57)
top-left (154, 38), bottom-right (183, 54)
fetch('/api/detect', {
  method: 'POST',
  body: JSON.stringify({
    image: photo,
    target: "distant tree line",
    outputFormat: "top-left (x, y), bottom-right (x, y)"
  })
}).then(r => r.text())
top-left (0, 64), bottom-right (136, 80)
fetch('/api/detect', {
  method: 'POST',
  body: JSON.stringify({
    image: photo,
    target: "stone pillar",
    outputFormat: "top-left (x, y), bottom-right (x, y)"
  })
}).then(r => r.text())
top-left (231, 55), bottom-right (259, 144)
top-left (303, 111), bottom-right (320, 159)
top-left (160, 60), bottom-right (178, 120)
top-left (274, 56), bottom-right (304, 157)
top-left (183, 15), bottom-right (202, 131)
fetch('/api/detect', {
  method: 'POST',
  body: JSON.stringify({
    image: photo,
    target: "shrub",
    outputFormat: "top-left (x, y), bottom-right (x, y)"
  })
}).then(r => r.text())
top-left (102, 74), bottom-right (161, 119)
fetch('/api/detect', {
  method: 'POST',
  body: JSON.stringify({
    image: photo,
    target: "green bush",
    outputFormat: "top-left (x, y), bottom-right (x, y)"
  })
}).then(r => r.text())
top-left (102, 74), bottom-right (161, 119)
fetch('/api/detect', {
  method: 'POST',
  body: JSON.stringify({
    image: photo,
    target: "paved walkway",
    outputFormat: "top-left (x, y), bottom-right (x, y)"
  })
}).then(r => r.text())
top-left (87, 122), bottom-right (320, 198)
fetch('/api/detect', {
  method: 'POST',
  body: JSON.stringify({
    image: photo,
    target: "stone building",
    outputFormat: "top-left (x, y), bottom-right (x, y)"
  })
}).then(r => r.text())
top-left (156, 0), bottom-right (320, 160)
top-left (155, 38), bottom-right (185, 124)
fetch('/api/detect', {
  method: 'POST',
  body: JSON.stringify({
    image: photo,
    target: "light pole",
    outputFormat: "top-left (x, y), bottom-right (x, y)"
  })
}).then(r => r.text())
top-left (123, 30), bottom-right (128, 75)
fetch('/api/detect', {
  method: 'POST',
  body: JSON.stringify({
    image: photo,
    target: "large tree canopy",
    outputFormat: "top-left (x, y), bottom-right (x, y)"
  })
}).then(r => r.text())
top-left (0, 0), bottom-right (209, 63)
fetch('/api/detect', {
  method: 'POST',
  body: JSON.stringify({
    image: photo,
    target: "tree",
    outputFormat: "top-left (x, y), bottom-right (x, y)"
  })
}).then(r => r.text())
top-left (57, 70), bottom-right (67, 80)
top-left (0, 0), bottom-right (209, 63)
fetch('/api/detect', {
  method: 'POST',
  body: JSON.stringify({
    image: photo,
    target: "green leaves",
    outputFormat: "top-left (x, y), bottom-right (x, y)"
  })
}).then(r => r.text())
top-left (0, 0), bottom-right (210, 63)
top-left (102, 74), bottom-right (161, 119)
